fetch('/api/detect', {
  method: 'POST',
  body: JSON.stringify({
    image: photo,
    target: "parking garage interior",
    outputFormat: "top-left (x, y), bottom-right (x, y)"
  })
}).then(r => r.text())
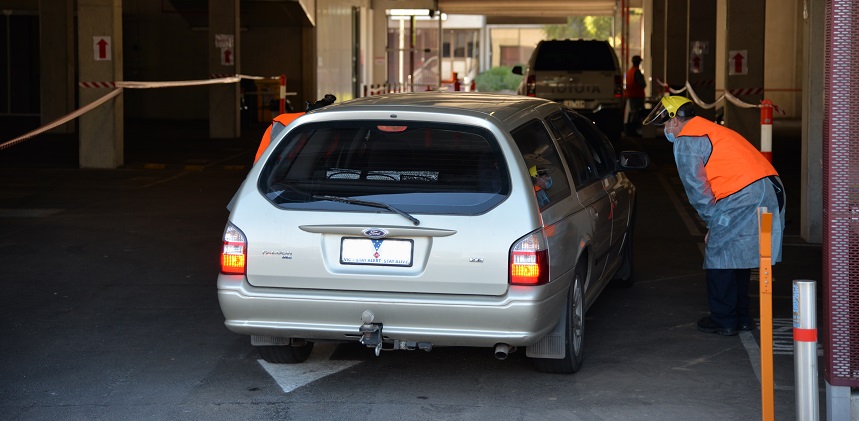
top-left (0, 0), bottom-right (857, 418)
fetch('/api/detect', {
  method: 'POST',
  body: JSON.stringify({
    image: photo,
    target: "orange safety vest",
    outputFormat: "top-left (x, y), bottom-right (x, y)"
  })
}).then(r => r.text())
top-left (254, 112), bottom-right (305, 163)
top-left (678, 116), bottom-right (778, 201)
top-left (624, 66), bottom-right (645, 99)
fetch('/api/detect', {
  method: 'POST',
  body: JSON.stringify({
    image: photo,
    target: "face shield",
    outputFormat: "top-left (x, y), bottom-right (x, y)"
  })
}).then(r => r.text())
top-left (643, 102), bottom-right (670, 126)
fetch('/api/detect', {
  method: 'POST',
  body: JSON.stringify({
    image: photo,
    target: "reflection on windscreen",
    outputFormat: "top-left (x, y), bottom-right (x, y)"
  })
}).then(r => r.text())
top-left (257, 121), bottom-right (511, 215)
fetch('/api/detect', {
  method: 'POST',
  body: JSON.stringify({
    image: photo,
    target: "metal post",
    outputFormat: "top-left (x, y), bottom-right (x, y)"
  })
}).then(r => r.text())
top-left (278, 75), bottom-right (286, 114)
top-left (793, 280), bottom-right (819, 421)
top-left (758, 207), bottom-right (775, 421)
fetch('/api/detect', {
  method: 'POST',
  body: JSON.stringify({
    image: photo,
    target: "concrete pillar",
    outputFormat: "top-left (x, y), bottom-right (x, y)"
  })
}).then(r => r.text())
top-left (371, 6), bottom-right (388, 86)
top-left (302, 25), bottom-right (317, 103)
top-left (825, 382), bottom-right (853, 421)
top-left (208, 0), bottom-right (240, 138)
top-left (77, 0), bottom-right (123, 169)
top-left (39, 0), bottom-right (74, 133)
top-left (687, 0), bottom-right (716, 121)
top-left (801, 0), bottom-right (823, 243)
top-left (664, 0), bottom-right (687, 92)
top-left (650, 0), bottom-right (665, 96)
top-left (649, 0), bottom-right (687, 96)
top-left (724, 0), bottom-right (765, 148)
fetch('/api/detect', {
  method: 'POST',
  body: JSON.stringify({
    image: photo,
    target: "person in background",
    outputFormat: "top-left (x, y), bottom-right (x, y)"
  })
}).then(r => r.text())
top-left (624, 55), bottom-right (647, 137)
top-left (643, 95), bottom-right (785, 336)
top-left (253, 94), bottom-right (336, 163)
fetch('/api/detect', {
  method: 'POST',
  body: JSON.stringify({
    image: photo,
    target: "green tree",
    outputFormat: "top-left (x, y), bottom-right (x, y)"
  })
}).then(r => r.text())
top-left (544, 16), bottom-right (614, 41)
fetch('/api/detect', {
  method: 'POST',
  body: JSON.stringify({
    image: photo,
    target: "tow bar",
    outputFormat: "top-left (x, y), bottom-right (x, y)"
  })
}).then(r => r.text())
top-left (359, 311), bottom-right (384, 356)
top-left (358, 310), bottom-right (432, 356)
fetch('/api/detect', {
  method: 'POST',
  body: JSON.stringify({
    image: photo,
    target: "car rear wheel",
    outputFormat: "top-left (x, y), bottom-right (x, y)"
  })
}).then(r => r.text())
top-left (258, 341), bottom-right (315, 364)
top-left (533, 263), bottom-right (585, 374)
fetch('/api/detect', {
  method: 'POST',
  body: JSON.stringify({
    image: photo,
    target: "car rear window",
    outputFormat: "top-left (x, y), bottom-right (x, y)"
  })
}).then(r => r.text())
top-left (533, 41), bottom-right (617, 72)
top-left (257, 121), bottom-right (510, 215)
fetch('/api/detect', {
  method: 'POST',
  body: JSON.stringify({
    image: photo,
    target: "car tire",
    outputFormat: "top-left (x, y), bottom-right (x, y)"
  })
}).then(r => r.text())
top-left (257, 341), bottom-right (315, 364)
top-left (612, 206), bottom-right (636, 288)
top-left (533, 262), bottom-right (585, 374)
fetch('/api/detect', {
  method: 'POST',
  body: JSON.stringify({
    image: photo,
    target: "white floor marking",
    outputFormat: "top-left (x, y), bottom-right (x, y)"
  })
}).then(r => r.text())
top-left (259, 343), bottom-right (362, 393)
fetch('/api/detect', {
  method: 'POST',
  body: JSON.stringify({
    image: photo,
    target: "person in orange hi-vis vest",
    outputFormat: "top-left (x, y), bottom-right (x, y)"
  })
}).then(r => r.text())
top-left (643, 96), bottom-right (785, 337)
top-left (624, 55), bottom-right (646, 137)
top-left (253, 94), bottom-right (336, 163)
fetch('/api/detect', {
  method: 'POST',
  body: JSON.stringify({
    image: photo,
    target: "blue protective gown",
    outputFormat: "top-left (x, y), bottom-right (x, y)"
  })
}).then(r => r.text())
top-left (673, 135), bottom-right (785, 269)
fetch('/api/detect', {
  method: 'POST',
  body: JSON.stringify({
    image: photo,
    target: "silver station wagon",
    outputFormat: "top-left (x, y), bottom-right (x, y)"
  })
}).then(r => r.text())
top-left (218, 92), bottom-right (648, 373)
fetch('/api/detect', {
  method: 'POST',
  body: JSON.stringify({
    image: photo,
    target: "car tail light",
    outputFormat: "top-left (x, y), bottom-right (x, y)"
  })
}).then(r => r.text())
top-left (221, 223), bottom-right (247, 274)
top-left (509, 229), bottom-right (549, 285)
top-left (526, 74), bottom-right (537, 97)
top-left (614, 75), bottom-right (623, 98)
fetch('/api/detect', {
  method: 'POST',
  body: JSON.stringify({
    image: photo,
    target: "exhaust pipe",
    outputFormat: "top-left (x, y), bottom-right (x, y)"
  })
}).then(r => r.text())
top-left (494, 343), bottom-right (511, 360)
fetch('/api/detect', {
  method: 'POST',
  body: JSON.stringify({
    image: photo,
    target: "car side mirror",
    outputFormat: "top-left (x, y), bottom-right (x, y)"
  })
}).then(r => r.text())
top-left (617, 151), bottom-right (650, 169)
top-left (511, 65), bottom-right (523, 75)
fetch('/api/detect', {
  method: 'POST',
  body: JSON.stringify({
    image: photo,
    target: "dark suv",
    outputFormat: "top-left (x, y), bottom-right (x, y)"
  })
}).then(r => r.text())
top-left (513, 40), bottom-right (624, 142)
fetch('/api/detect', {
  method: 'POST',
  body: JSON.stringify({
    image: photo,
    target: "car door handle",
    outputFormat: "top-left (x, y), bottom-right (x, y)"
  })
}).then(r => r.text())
top-left (589, 207), bottom-right (599, 220)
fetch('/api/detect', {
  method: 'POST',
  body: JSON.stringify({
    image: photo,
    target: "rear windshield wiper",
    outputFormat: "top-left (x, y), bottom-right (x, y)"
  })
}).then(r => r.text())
top-left (313, 195), bottom-right (420, 226)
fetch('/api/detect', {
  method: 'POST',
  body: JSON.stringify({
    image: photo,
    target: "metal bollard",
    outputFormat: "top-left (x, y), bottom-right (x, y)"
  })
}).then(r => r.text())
top-left (793, 280), bottom-right (819, 421)
top-left (760, 99), bottom-right (774, 163)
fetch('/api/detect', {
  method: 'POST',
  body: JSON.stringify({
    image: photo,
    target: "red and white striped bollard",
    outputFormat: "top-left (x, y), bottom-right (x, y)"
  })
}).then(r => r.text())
top-left (760, 99), bottom-right (773, 162)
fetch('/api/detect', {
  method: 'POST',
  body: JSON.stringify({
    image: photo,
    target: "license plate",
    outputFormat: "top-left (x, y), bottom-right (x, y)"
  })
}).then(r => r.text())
top-left (564, 100), bottom-right (586, 109)
top-left (340, 238), bottom-right (414, 266)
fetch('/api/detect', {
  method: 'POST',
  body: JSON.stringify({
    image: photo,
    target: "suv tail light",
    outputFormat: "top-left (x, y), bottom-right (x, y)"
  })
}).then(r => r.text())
top-left (509, 229), bottom-right (549, 285)
top-left (614, 75), bottom-right (623, 98)
top-left (221, 223), bottom-right (247, 274)
top-left (525, 74), bottom-right (537, 97)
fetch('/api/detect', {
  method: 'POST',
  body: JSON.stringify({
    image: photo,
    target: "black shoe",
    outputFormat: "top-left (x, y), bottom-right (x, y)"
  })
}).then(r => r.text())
top-left (738, 320), bottom-right (756, 331)
top-left (697, 317), bottom-right (738, 336)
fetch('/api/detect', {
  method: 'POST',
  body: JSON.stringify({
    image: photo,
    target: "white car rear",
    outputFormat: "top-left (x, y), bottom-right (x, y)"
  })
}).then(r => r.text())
top-left (218, 92), bottom-right (648, 373)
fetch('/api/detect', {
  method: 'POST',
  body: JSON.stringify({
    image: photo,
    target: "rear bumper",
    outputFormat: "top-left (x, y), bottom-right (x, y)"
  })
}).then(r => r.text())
top-left (217, 274), bottom-right (568, 348)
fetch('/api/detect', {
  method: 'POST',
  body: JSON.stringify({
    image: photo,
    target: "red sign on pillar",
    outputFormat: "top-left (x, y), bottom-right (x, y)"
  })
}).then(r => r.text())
top-left (728, 50), bottom-right (748, 75)
top-left (221, 47), bottom-right (234, 66)
top-left (690, 54), bottom-right (703, 74)
top-left (93, 36), bottom-right (112, 61)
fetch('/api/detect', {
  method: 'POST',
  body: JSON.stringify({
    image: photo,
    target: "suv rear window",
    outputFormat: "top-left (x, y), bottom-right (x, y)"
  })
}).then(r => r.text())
top-left (533, 41), bottom-right (617, 72)
top-left (258, 121), bottom-right (510, 215)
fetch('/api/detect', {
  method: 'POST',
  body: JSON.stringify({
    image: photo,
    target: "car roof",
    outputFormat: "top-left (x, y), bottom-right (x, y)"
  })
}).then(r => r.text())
top-left (316, 92), bottom-right (555, 126)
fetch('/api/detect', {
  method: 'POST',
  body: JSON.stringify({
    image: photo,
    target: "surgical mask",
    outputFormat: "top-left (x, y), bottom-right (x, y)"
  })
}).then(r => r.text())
top-left (664, 127), bottom-right (677, 143)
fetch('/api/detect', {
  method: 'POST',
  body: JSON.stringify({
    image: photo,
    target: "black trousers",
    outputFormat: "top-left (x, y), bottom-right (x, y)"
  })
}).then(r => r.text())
top-left (706, 268), bottom-right (752, 329)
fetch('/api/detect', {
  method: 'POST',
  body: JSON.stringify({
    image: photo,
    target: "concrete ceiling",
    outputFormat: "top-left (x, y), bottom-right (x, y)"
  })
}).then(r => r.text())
top-left (437, 0), bottom-right (618, 17)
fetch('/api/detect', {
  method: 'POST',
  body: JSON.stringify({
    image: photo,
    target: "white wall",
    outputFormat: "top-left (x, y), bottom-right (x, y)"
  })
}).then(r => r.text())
top-left (316, 0), bottom-right (371, 102)
top-left (764, 0), bottom-right (802, 118)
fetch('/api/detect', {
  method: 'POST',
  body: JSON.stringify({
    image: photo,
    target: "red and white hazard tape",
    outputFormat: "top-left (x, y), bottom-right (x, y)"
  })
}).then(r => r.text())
top-left (0, 88), bottom-right (123, 152)
top-left (654, 78), bottom-right (784, 113)
top-left (5, 73), bottom-right (278, 150)
top-left (76, 74), bottom-right (278, 89)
